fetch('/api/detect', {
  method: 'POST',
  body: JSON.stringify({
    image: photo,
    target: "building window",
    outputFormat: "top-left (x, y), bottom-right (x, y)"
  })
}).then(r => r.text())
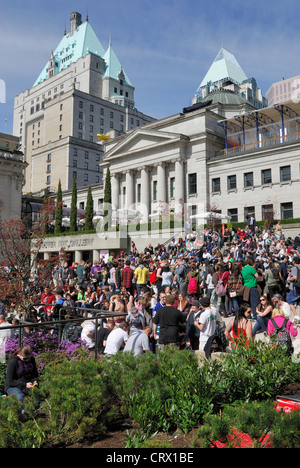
top-left (227, 175), bottom-right (237, 190)
top-left (78, 122), bottom-right (82, 129)
top-left (100, 118), bottom-right (104, 125)
top-left (281, 202), bottom-right (293, 219)
top-left (262, 169), bottom-right (272, 185)
top-left (153, 181), bottom-right (158, 201)
top-left (262, 204), bottom-right (274, 221)
top-left (212, 178), bottom-right (221, 192)
top-left (89, 125), bottom-right (93, 133)
top-left (84, 162), bottom-right (88, 170)
top-left (46, 175), bottom-right (51, 184)
top-left (244, 206), bottom-right (255, 219)
top-left (79, 101), bottom-right (83, 108)
top-left (85, 151), bottom-right (89, 159)
top-left (90, 104), bottom-right (94, 112)
top-left (90, 115), bottom-right (94, 122)
top-left (280, 166), bottom-right (291, 182)
top-left (73, 148), bottom-right (77, 156)
top-left (110, 122), bottom-right (113, 129)
top-left (228, 208), bottom-right (238, 223)
top-left (170, 177), bottom-right (175, 198)
top-left (73, 171), bottom-right (77, 180)
top-left (47, 164), bottom-right (51, 173)
top-left (73, 159), bottom-right (77, 167)
top-left (110, 111), bottom-right (114, 119)
top-left (47, 153), bottom-right (52, 161)
top-left (120, 115), bottom-right (124, 122)
top-left (244, 172), bottom-right (254, 188)
top-left (79, 111), bottom-right (83, 119)
top-left (100, 108), bottom-right (104, 115)
top-left (188, 173), bottom-right (197, 195)
top-left (96, 175), bottom-right (100, 183)
top-left (84, 173), bottom-right (88, 182)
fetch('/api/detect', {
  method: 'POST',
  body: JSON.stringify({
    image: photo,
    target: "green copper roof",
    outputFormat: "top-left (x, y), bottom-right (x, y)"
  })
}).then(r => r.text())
top-left (103, 41), bottom-right (133, 87)
top-left (33, 21), bottom-right (106, 86)
top-left (198, 48), bottom-right (248, 92)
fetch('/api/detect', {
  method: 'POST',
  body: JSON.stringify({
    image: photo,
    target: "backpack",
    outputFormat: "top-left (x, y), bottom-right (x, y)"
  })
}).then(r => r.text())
top-left (270, 318), bottom-right (293, 355)
top-left (66, 324), bottom-right (83, 343)
top-left (149, 269), bottom-right (157, 284)
top-left (188, 273), bottom-right (198, 294)
top-left (294, 266), bottom-right (300, 292)
top-left (215, 273), bottom-right (227, 297)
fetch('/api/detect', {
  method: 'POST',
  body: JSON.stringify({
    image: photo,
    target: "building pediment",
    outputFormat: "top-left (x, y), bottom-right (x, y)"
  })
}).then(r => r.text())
top-left (103, 128), bottom-right (189, 162)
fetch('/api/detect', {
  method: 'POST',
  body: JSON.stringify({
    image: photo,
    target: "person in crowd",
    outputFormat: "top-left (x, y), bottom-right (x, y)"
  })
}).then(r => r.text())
top-left (124, 326), bottom-right (152, 356)
top-left (252, 294), bottom-right (273, 337)
top-left (194, 297), bottom-right (217, 352)
top-left (153, 295), bottom-right (185, 350)
top-left (5, 345), bottom-right (39, 402)
top-left (225, 303), bottom-right (253, 348)
top-left (104, 321), bottom-right (129, 356)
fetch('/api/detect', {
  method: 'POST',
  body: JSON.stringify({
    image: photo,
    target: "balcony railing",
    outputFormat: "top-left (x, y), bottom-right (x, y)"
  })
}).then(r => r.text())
top-left (215, 131), bottom-right (300, 157)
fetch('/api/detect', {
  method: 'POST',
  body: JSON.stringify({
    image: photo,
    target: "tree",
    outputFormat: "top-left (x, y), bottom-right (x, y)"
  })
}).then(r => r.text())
top-left (70, 177), bottom-right (78, 232)
top-left (85, 186), bottom-right (94, 231)
top-left (0, 201), bottom-right (61, 320)
top-left (103, 167), bottom-right (112, 231)
top-left (54, 180), bottom-right (63, 235)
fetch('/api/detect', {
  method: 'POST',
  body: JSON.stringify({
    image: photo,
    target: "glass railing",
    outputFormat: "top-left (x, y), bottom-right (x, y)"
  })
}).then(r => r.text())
top-left (215, 131), bottom-right (300, 157)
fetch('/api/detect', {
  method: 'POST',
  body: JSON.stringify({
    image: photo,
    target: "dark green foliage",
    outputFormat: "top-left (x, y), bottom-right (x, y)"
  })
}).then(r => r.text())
top-left (54, 180), bottom-right (63, 235)
top-left (85, 185), bottom-right (94, 231)
top-left (70, 177), bottom-right (77, 232)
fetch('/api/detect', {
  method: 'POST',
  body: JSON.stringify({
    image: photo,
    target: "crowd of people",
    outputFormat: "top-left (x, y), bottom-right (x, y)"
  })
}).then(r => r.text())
top-left (1, 222), bottom-right (300, 375)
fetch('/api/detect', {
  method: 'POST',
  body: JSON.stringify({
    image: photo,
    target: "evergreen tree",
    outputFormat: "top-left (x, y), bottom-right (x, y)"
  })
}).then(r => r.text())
top-left (85, 185), bottom-right (94, 231)
top-left (103, 167), bottom-right (112, 231)
top-left (43, 189), bottom-right (49, 234)
top-left (54, 180), bottom-right (63, 235)
top-left (70, 177), bottom-right (78, 232)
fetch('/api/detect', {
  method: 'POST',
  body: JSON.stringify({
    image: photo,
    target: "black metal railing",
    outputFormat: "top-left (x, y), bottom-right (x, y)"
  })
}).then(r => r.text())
top-left (1, 306), bottom-right (127, 361)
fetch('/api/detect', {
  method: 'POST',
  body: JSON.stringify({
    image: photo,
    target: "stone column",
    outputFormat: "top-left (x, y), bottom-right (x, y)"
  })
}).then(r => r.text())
top-left (111, 173), bottom-right (120, 210)
top-left (125, 170), bottom-right (134, 208)
top-left (140, 166), bottom-right (150, 222)
top-left (157, 163), bottom-right (166, 203)
top-left (175, 158), bottom-right (185, 204)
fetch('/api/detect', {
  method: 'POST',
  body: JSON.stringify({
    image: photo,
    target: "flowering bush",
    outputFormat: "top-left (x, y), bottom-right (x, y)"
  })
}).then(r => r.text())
top-left (5, 331), bottom-right (95, 373)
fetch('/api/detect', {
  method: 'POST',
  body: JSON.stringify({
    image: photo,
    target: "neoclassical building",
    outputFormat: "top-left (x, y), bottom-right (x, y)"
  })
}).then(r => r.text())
top-left (102, 91), bottom-right (300, 226)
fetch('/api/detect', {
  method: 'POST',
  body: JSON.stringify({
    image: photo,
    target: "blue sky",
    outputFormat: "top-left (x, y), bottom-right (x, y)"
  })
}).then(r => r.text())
top-left (1, 0), bottom-right (300, 134)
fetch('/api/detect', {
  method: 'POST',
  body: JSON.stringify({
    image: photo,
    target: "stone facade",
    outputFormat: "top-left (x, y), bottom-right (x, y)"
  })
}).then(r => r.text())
top-left (0, 135), bottom-right (27, 220)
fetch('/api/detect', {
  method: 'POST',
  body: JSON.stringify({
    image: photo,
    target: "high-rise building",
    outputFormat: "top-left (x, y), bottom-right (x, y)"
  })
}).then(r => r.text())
top-left (266, 75), bottom-right (300, 107)
top-left (193, 48), bottom-right (267, 110)
top-left (13, 12), bottom-right (155, 194)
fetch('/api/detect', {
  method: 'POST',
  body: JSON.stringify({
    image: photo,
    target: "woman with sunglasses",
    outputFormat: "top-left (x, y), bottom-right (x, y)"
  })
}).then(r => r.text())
top-left (252, 294), bottom-right (273, 337)
top-left (5, 345), bottom-right (39, 402)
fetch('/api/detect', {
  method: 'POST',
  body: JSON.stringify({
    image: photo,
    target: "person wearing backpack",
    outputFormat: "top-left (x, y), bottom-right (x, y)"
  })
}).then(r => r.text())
top-left (185, 263), bottom-right (201, 298)
top-left (267, 308), bottom-right (297, 356)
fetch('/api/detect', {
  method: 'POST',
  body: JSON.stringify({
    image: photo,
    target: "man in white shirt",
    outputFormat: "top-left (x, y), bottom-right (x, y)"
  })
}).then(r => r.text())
top-left (81, 320), bottom-right (97, 350)
top-left (194, 297), bottom-right (217, 352)
top-left (104, 321), bottom-right (129, 356)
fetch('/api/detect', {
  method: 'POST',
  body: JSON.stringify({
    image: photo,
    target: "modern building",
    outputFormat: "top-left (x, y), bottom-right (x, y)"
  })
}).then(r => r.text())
top-left (266, 75), bottom-right (300, 107)
top-left (0, 133), bottom-right (27, 220)
top-left (13, 11), bottom-right (155, 194)
top-left (193, 48), bottom-right (267, 110)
